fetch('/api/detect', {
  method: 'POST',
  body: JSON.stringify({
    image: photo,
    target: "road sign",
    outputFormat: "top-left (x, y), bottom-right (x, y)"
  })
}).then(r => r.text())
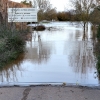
top-left (8, 8), bottom-right (37, 22)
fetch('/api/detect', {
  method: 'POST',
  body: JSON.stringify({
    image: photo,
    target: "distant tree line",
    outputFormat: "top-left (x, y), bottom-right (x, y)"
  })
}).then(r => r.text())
top-left (21, 0), bottom-right (100, 25)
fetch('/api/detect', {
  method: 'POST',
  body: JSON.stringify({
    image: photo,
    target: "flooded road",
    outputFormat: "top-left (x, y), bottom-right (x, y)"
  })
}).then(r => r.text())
top-left (0, 22), bottom-right (99, 86)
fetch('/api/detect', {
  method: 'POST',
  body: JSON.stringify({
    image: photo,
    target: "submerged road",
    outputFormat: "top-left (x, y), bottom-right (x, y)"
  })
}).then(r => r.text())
top-left (0, 86), bottom-right (100, 100)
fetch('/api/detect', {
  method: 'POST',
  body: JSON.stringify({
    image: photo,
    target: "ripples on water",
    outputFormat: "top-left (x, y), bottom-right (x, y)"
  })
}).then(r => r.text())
top-left (0, 22), bottom-right (99, 86)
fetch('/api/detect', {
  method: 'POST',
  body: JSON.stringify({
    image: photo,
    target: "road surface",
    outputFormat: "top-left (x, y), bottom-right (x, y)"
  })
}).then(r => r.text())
top-left (0, 86), bottom-right (100, 100)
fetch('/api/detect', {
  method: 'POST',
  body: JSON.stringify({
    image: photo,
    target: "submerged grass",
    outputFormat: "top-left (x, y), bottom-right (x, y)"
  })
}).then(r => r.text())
top-left (0, 25), bottom-right (28, 68)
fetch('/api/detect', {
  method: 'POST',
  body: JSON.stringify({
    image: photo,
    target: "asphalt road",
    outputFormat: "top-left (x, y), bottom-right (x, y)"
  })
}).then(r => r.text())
top-left (0, 86), bottom-right (100, 100)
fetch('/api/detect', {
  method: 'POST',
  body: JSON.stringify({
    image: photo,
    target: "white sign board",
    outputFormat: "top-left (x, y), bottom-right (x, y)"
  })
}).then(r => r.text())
top-left (8, 8), bottom-right (37, 22)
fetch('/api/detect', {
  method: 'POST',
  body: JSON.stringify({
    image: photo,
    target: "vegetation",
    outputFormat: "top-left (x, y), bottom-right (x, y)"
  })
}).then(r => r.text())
top-left (21, 0), bottom-right (32, 6)
top-left (0, 25), bottom-right (26, 68)
top-left (0, 0), bottom-right (30, 68)
top-left (92, 5), bottom-right (100, 77)
top-left (0, 0), bottom-right (100, 69)
top-left (57, 12), bottom-right (71, 21)
top-left (94, 25), bottom-right (100, 78)
top-left (32, 0), bottom-right (57, 21)
top-left (70, 0), bottom-right (98, 31)
top-left (20, 0), bottom-right (100, 23)
top-left (90, 7), bottom-right (100, 25)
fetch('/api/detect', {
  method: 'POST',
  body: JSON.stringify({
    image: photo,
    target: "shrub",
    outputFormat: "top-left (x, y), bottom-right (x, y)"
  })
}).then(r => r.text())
top-left (95, 24), bottom-right (100, 76)
top-left (97, 24), bottom-right (100, 39)
top-left (0, 27), bottom-right (26, 68)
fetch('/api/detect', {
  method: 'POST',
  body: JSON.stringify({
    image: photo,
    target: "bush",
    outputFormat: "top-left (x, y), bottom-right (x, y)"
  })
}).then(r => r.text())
top-left (97, 25), bottom-right (100, 39)
top-left (95, 24), bottom-right (100, 76)
top-left (0, 27), bottom-right (26, 68)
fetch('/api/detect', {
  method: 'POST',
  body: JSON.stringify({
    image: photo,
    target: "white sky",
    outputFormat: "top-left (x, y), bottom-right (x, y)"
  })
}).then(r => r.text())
top-left (10, 0), bottom-right (72, 11)
top-left (50, 0), bottom-right (71, 11)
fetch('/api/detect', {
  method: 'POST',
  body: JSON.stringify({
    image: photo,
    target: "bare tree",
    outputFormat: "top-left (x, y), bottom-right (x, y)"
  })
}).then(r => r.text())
top-left (32, 0), bottom-right (57, 21)
top-left (32, 0), bottom-right (51, 11)
top-left (71, 0), bottom-right (98, 30)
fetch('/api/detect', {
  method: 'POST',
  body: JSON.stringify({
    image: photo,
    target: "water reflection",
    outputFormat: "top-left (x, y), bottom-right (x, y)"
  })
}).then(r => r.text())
top-left (0, 22), bottom-right (99, 86)
top-left (68, 41), bottom-right (95, 73)
top-left (25, 31), bottom-right (52, 64)
top-left (68, 25), bottom-right (96, 74)
top-left (0, 54), bottom-right (25, 83)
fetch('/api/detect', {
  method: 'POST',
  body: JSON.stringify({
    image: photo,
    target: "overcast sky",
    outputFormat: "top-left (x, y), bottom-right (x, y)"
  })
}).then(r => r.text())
top-left (11, 0), bottom-right (72, 11)
top-left (50, 0), bottom-right (71, 11)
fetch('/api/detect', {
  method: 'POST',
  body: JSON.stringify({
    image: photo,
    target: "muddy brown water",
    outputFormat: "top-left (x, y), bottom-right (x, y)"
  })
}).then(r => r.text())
top-left (0, 22), bottom-right (99, 86)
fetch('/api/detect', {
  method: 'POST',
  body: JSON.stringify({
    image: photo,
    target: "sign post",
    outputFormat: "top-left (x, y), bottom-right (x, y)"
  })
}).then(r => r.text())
top-left (8, 8), bottom-right (37, 22)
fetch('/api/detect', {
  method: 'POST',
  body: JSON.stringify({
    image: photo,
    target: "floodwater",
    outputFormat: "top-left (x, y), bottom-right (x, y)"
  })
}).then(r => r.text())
top-left (0, 22), bottom-right (99, 86)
